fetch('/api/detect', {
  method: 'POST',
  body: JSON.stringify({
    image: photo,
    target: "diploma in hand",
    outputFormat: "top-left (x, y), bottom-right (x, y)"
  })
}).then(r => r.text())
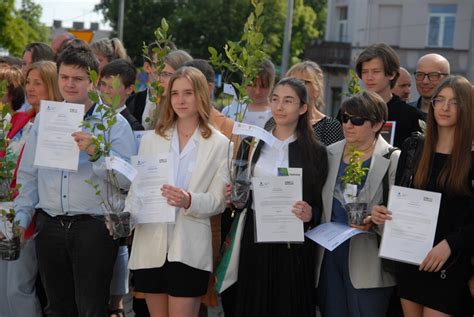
top-left (252, 176), bottom-right (304, 243)
top-left (34, 101), bottom-right (84, 171)
top-left (379, 185), bottom-right (441, 265)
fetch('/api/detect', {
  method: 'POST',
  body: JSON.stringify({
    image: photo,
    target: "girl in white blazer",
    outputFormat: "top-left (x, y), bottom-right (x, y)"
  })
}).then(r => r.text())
top-left (125, 66), bottom-right (230, 317)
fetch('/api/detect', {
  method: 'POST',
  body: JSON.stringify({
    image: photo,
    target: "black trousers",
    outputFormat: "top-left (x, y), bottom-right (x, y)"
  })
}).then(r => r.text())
top-left (35, 211), bottom-right (119, 317)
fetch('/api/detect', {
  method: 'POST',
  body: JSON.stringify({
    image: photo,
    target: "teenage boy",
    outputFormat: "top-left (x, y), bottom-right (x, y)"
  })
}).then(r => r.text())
top-left (100, 59), bottom-right (144, 130)
top-left (355, 43), bottom-right (424, 148)
top-left (14, 42), bottom-right (137, 317)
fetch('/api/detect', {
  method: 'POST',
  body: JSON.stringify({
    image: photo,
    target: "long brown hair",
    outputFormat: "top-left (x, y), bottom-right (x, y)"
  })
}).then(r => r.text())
top-left (156, 66), bottom-right (212, 139)
top-left (413, 75), bottom-right (473, 195)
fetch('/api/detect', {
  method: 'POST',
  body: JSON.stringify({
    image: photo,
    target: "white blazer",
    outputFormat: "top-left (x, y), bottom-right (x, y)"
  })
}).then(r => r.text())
top-left (127, 125), bottom-right (231, 272)
top-left (315, 136), bottom-right (399, 289)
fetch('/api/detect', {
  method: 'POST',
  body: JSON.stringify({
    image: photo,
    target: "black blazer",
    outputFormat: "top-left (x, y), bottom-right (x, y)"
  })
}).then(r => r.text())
top-left (125, 89), bottom-right (147, 125)
top-left (120, 107), bottom-right (144, 131)
top-left (237, 137), bottom-right (328, 226)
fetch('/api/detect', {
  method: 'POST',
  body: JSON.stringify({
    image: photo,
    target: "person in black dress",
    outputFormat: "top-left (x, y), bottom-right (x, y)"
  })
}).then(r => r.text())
top-left (227, 77), bottom-right (328, 317)
top-left (371, 75), bottom-right (473, 316)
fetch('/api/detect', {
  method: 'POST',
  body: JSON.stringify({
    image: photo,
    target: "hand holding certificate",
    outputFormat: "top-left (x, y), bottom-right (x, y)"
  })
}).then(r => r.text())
top-left (130, 154), bottom-right (175, 224)
top-left (34, 101), bottom-right (84, 171)
top-left (252, 176), bottom-right (304, 242)
top-left (379, 185), bottom-right (441, 265)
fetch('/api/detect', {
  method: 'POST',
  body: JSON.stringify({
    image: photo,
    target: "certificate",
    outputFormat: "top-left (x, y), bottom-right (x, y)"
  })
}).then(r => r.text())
top-left (379, 185), bottom-right (441, 265)
top-left (232, 122), bottom-right (276, 147)
top-left (305, 222), bottom-right (364, 251)
top-left (34, 101), bottom-right (84, 171)
top-left (252, 176), bottom-right (304, 242)
top-left (130, 154), bottom-right (175, 224)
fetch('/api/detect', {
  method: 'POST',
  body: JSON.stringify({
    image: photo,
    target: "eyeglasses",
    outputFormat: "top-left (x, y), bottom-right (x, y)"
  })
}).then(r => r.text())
top-left (414, 72), bottom-right (448, 82)
top-left (341, 113), bottom-right (368, 126)
top-left (431, 97), bottom-right (458, 108)
top-left (270, 96), bottom-right (301, 107)
top-left (159, 71), bottom-right (174, 79)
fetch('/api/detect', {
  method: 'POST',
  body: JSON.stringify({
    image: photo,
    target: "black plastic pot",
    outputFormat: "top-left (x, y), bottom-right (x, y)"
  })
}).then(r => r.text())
top-left (105, 212), bottom-right (131, 239)
top-left (0, 236), bottom-right (20, 261)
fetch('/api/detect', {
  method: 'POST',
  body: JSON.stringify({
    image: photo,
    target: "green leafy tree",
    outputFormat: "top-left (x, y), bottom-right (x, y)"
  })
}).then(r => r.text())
top-left (0, 0), bottom-right (50, 57)
top-left (95, 0), bottom-right (178, 65)
top-left (96, 0), bottom-right (327, 66)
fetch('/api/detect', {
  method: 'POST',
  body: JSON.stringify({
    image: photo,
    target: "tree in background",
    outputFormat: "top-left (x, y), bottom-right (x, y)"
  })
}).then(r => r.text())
top-left (96, 0), bottom-right (326, 68)
top-left (0, 0), bottom-right (50, 57)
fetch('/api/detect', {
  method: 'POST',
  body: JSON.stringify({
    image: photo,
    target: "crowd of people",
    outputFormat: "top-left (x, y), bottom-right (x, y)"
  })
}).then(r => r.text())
top-left (0, 30), bottom-right (472, 317)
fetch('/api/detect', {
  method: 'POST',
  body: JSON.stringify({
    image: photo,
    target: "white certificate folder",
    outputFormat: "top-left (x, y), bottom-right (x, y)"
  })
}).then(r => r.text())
top-left (379, 185), bottom-right (441, 265)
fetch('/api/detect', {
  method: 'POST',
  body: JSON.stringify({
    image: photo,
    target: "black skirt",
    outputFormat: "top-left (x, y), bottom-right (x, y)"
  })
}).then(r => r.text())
top-left (132, 260), bottom-right (210, 297)
top-left (234, 208), bottom-right (317, 317)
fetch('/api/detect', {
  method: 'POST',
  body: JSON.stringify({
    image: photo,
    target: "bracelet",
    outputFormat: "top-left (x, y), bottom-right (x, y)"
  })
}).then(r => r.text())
top-left (184, 192), bottom-right (192, 209)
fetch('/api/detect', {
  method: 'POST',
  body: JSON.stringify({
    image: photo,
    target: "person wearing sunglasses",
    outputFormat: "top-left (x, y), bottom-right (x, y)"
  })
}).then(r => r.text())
top-left (372, 75), bottom-right (474, 316)
top-left (315, 91), bottom-right (400, 316)
top-left (409, 53), bottom-right (451, 117)
top-left (354, 43), bottom-right (425, 148)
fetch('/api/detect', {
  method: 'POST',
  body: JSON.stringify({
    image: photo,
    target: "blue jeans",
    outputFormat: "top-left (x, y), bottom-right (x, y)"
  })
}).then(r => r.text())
top-left (318, 240), bottom-right (393, 317)
top-left (35, 211), bottom-right (119, 317)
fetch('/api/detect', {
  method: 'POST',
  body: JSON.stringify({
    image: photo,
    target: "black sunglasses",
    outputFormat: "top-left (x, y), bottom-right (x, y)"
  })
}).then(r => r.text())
top-left (341, 113), bottom-right (368, 126)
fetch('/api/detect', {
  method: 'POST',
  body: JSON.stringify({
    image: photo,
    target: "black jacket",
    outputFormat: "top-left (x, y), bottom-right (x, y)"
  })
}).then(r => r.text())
top-left (125, 89), bottom-right (147, 125)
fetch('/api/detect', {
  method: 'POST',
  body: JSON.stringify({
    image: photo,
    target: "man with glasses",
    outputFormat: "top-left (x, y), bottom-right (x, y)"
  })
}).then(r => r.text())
top-left (354, 43), bottom-right (424, 148)
top-left (410, 53), bottom-right (450, 116)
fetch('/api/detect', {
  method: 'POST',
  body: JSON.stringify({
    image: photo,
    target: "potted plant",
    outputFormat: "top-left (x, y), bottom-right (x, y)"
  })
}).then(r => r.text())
top-left (209, 0), bottom-right (267, 209)
top-left (83, 72), bottom-right (132, 239)
top-left (337, 147), bottom-right (370, 225)
top-left (0, 80), bottom-right (21, 260)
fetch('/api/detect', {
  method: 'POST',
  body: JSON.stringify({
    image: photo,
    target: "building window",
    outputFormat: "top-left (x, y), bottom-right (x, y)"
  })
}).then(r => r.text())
top-left (337, 6), bottom-right (348, 42)
top-left (427, 4), bottom-right (457, 48)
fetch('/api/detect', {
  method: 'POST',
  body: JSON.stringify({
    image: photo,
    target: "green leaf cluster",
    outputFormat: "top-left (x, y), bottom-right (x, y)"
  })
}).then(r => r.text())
top-left (344, 69), bottom-right (363, 97)
top-left (0, 0), bottom-right (50, 57)
top-left (142, 18), bottom-right (174, 128)
top-left (0, 81), bottom-right (21, 238)
top-left (208, 0), bottom-right (268, 123)
top-left (82, 71), bottom-right (125, 213)
top-left (340, 147), bottom-right (369, 186)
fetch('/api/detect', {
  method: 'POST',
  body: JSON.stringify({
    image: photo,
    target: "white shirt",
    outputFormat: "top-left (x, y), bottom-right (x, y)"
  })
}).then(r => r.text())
top-left (167, 127), bottom-right (199, 249)
top-left (253, 134), bottom-right (296, 177)
top-left (221, 101), bottom-right (272, 128)
top-left (252, 134), bottom-right (296, 210)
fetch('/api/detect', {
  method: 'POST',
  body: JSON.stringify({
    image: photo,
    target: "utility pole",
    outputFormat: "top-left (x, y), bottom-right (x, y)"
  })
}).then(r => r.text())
top-left (280, 0), bottom-right (294, 76)
top-left (467, 3), bottom-right (474, 82)
top-left (117, 0), bottom-right (125, 41)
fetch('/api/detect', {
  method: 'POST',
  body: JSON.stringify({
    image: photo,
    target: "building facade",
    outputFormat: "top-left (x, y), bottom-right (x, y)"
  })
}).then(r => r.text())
top-left (304, 0), bottom-right (474, 116)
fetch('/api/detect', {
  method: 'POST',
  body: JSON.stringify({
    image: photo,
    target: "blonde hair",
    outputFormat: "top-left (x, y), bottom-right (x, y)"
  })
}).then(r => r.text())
top-left (287, 61), bottom-right (325, 110)
top-left (156, 67), bottom-right (212, 139)
top-left (26, 61), bottom-right (63, 103)
top-left (90, 38), bottom-right (129, 63)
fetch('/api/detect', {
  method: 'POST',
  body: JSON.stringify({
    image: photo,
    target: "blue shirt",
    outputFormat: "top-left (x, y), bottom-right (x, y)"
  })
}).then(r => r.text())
top-left (14, 104), bottom-right (138, 228)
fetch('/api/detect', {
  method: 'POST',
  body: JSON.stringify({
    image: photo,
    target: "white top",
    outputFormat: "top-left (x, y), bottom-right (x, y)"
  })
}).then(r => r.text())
top-left (142, 89), bottom-right (157, 129)
top-left (221, 101), bottom-right (272, 128)
top-left (253, 134), bottom-right (296, 177)
top-left (167, 127), bottom-right (199, 248)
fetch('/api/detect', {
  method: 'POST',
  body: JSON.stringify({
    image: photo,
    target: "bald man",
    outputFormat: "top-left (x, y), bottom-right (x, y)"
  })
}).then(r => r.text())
top-left (391, 67), bottom-right (412, 102)
top-left (410, 53), bottom-right (450, 115)
top-left (50, 32), bottom-right (75, 54)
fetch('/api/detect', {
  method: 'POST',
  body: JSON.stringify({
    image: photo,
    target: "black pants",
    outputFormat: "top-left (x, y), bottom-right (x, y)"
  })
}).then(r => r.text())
top-left (35, 211), bottom-right (119, 317)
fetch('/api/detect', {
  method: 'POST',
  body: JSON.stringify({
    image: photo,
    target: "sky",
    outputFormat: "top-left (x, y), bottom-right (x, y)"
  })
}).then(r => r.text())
top-left (15, 0), bottom-right (112, 30)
